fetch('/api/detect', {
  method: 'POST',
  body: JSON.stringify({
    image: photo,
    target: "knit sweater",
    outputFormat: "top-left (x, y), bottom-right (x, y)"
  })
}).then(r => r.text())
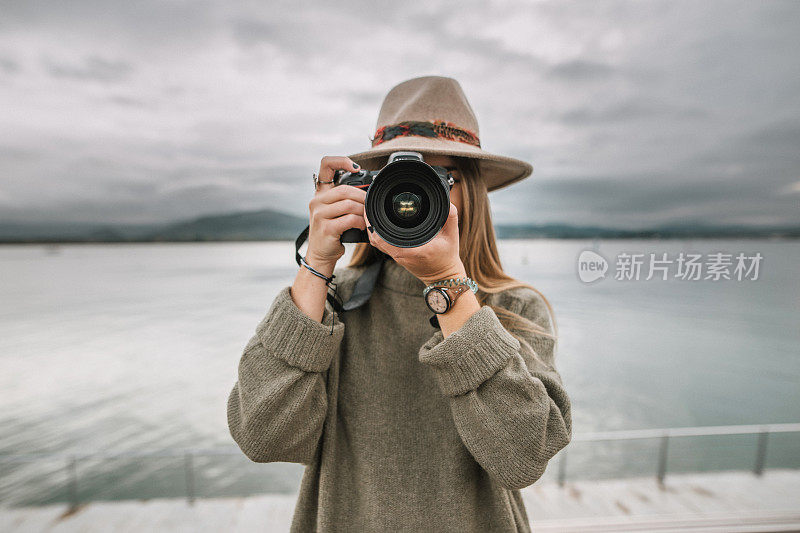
top-left (227, 258), bottom-right (572, 532)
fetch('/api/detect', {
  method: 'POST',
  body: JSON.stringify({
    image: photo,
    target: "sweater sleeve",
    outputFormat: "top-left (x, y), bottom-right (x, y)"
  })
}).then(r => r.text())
top-left (227, 285), bottom-right (344, 465)
top-left (418, 292), bottom-right (572, 490)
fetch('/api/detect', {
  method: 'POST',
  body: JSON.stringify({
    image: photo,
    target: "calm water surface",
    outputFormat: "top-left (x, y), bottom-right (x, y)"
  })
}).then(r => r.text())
top-left (1, 240), bottom-right (798, 504)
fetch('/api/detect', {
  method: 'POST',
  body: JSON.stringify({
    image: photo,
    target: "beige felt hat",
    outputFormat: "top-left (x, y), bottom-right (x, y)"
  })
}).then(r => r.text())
top-left (348, 75), bottom-right (532, 192)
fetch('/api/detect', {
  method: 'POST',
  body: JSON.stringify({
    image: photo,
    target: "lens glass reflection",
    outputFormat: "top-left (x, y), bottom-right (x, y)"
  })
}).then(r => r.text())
top-left (392, 192), bottom-right (421, 218)
top-left (384, 182), bottom-right (429, 228)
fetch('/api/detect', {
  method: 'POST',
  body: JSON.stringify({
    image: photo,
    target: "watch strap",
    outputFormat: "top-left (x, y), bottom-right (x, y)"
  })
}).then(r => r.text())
top-left (443, 284), bottom-right (469, 303)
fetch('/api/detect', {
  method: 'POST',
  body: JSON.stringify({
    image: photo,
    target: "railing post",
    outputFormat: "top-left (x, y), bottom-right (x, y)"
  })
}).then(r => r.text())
top-left (754, 430), bottom-right (769, 476)
top-left (66, 457), bottom-right (79, 511)
top-left (557, 449), bottom-right (567, 488)
top-left (656, 433), bottom-right (669, 487)
top-left (184, 451), bottom-right (195, 505)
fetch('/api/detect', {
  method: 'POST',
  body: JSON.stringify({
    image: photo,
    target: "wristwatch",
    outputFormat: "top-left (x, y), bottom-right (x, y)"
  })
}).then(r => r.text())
top-left (423, 277), bottom-right (478, 314)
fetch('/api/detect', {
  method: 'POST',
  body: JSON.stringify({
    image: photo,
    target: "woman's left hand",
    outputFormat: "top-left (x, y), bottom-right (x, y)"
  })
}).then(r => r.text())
top-left (364, 202), bottom-right (466, 285)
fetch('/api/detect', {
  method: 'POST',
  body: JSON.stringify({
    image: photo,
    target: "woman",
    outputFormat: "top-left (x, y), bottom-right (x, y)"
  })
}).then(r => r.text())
top-left (227, 76), bottom-right (572, 532)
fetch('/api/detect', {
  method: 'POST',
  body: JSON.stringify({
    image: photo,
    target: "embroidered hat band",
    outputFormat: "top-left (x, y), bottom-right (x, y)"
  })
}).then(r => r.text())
top-left (371, 120), bottom-right (481, 148)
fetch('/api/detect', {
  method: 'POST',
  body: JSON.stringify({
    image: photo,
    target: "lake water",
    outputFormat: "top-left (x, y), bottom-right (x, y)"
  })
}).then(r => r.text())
top-left (1, 240), bottom-right (798, 505)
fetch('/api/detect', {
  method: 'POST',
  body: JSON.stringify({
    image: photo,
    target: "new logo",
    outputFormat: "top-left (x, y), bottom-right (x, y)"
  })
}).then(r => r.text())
top-left (577, 250), bottom-right (608, 283)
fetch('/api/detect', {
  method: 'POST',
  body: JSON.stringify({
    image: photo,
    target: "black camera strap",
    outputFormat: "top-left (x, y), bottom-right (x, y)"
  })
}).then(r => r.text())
top-left (294, 225), bottom-right (386, 317)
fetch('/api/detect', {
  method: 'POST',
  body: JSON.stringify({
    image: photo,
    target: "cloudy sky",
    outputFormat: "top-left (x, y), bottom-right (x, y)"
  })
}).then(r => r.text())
top-left (1, 0), bottom-right (798, 228)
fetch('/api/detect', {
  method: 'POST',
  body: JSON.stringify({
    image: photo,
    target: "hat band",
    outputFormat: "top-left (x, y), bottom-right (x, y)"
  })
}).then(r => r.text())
top-left (371, 120), bottom-right (481, 148)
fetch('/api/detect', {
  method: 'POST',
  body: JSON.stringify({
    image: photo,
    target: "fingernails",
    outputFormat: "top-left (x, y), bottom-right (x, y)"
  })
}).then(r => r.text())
top-left (353, 163), bottom-right (360, 169)
top-left (367, 225), bottom-right (374, 233)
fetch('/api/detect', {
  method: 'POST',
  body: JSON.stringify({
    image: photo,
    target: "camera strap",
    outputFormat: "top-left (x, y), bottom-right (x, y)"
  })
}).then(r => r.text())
top-left (294, 225), bottom-right (386, 316)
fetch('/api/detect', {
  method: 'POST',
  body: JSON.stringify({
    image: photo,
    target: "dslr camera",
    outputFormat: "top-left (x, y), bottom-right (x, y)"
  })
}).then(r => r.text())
top-left (334, 151), bottom-right (455, 248)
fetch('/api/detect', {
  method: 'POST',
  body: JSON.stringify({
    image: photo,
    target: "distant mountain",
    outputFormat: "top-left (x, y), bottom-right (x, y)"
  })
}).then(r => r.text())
top-left (0, 221), bottom-right (160, 241)
top-left (145, 209), bottom-right (307, 241)
top-left (0, 209), bottom-right (308, 243)
top-left (1, 209), bottom-right (798, 243)
top-left (494, 222), bottom-right (800, 239)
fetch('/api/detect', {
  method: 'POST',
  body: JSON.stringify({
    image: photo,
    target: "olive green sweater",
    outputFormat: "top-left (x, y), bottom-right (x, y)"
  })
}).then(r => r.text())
top-left (227, 258), bottom-right (572, 532)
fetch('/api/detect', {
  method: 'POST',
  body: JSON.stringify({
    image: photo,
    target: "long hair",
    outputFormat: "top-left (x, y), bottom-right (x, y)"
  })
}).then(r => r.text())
top-left (347, 155), bottom-right (558, 341)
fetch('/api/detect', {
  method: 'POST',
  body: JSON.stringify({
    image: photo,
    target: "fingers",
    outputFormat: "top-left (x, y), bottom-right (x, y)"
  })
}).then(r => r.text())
top-left (316, 155), bottom-right (360, 193)
top-left (442, 202), bottom-right (459, 237)
top-left (314, 182), bottom-right (367, 205)
top-left (309, 186), bottom-right (366, 226)
top-left (328, 213), bottom-right (367, 237)
top-left (449, 201), bottom-right (458, 219)
top-left (314, 198), bottom-right (364, 222)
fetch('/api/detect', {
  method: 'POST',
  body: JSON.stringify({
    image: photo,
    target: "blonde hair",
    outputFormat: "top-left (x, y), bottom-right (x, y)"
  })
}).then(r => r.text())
top-left (347, 156), bottom-right (557, 341)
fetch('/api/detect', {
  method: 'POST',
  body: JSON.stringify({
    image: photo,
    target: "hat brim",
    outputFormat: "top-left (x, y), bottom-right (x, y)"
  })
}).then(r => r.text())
top-left (347, 136), bottom-right (532, 192)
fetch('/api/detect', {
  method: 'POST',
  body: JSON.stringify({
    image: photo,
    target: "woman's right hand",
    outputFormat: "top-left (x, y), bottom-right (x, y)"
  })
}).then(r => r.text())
top-left (304, 156), bottom-right (367, 272)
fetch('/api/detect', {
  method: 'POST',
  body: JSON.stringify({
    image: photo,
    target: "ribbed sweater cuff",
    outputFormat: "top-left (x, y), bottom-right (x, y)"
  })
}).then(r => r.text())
top-left (255, 286), bottom-right (344, 373)
top-left (419, 306), bottom-right (520, 397)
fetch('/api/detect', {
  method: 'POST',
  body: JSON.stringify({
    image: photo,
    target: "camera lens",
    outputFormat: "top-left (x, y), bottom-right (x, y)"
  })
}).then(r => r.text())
top-left (364, 159), bottom-right (450, 247)
top-left (392, 192), bottom-right (421, 219)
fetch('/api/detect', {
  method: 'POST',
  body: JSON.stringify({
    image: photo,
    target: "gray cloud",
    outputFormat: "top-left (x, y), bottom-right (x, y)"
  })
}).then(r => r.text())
top-left (558, 98), bottom-right (708, 124)
top-left (547, 60), bottom-right (615, 82)
top-left (0, 56), bottom-right (19, 74)
top-left (0, 0), bottom-right (798, 229)
top-left (44, 55), bottom-right (133, 82)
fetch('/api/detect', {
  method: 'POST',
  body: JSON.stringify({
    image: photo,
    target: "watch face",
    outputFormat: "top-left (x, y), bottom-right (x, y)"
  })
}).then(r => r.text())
top-left (425, 288), bottom-right (450, 314)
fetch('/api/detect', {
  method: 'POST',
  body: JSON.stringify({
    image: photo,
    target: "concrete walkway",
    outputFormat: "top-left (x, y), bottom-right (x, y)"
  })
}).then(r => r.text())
top-left (2, 470), bottom-right (799, 532)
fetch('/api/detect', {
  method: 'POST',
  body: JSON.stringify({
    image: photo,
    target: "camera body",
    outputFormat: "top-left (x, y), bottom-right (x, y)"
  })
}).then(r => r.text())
top-left (335, 151), bottom-right (455, 248)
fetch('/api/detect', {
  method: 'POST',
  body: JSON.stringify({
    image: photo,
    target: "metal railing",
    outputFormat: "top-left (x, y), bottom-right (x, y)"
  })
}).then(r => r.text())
top-left (1, 422), bottom-right (799, 511)
top-left (557, 422), bottom-right (800, 487)
top-left (0, 448), bottom-right (238, 510)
